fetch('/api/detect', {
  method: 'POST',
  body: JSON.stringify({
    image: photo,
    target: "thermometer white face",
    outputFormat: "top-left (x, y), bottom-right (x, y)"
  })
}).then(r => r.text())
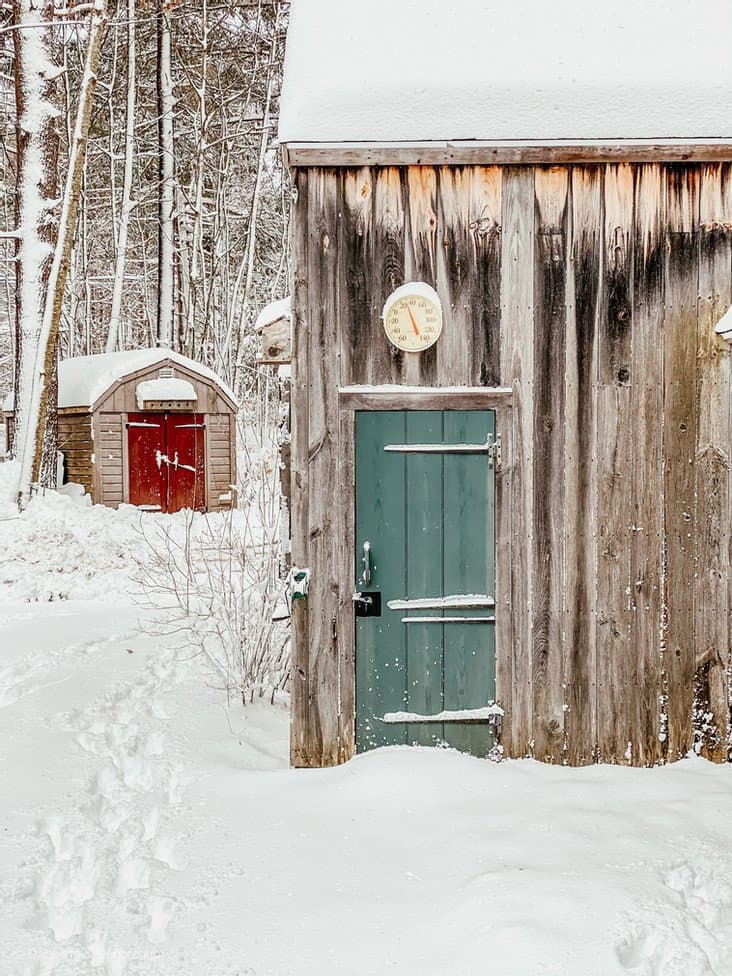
top-left (382, 283), bottom-right (443, 353)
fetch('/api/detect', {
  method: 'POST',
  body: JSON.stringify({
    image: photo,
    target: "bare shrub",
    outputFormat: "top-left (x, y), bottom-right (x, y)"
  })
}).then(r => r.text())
top-left (133, 411), bottom-right (289, 704)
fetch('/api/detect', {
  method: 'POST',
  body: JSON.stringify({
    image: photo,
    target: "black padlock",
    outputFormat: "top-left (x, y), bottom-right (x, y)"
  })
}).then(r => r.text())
top-left (353, 591), bottom-right (382, 617)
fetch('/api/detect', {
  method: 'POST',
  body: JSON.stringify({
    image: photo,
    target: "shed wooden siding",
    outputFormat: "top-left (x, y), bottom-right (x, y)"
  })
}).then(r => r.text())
top-left (58, 412), bottom-right (94, 495)
top-left (206, 414), bottom-right (236, 511)
top-left (291, 162), bottom-right (732, 767)
top-left (95, 414), bottom-right (125, 507)
top-left (92, 362), bottom-right (235, 512)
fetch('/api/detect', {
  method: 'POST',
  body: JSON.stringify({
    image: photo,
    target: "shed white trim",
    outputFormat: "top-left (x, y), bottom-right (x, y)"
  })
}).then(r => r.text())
top-left (136, 378), bottom-right (197, 409)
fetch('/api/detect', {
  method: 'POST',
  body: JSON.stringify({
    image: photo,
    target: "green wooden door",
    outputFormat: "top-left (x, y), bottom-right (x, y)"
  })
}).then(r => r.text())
top-left (355, 410), bottom-right (497, 757)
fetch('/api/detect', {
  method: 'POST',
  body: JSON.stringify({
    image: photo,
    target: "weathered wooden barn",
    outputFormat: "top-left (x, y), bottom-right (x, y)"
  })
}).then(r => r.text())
top-left (280, 0), bottom-right (732, 767)
top-left (3, 349), bottom-right (237, 513)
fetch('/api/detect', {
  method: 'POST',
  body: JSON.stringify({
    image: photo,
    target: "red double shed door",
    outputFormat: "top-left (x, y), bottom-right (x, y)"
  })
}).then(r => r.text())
top-left (127, 412), bottom-right (205, 513)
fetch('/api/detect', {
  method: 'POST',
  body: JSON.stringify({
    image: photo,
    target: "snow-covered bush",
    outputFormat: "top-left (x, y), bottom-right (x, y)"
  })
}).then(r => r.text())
top-left (134, 418), bottom-right (290, 705)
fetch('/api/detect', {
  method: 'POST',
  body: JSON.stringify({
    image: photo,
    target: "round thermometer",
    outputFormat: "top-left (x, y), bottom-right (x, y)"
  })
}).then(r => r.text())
top-left (382, 282), bottom-right (443, 353)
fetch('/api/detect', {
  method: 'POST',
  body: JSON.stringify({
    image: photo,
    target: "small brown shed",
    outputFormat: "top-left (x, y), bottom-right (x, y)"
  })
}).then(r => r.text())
top-left (3, 349), bottom-right (238, 512)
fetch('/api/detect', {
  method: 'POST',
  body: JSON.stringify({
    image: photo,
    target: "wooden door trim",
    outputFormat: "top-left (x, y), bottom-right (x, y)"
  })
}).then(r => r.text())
top-left (284, 141), bottom-right (732, 168)
top-left (339, 385), bottom-right (513, 411)
top-left (336, 392), bottom-right (514, 763)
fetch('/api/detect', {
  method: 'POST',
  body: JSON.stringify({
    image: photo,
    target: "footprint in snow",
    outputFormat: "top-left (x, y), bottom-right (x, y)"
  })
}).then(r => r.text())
top-left (153, 833), bottom-right (186, 871)
top-left (35, 839), bottom-right (98, 942)
top-left (617, 861), bottom-right (732, 975)
top-left (116, 856), bottom-right (151, 895)
top-left (146, 894), bottom-right (178, 944)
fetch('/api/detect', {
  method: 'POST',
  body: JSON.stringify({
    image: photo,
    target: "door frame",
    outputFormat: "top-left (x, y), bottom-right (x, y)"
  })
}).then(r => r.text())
top-left (336, 385), bottom-right (514, 761)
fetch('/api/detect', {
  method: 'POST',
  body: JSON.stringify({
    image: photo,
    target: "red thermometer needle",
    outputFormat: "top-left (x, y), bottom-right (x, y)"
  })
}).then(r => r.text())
top-left (406, 305), bottom-right (421, 337)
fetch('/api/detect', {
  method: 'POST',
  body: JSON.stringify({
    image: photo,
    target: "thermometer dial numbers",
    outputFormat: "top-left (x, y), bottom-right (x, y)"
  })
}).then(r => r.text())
top-left (382, 294), bottom-right (442, 353)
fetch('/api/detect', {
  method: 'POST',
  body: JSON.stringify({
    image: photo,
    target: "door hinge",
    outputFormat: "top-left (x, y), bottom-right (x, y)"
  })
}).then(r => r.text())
top-left (487, 433), bottom-right (502, 469)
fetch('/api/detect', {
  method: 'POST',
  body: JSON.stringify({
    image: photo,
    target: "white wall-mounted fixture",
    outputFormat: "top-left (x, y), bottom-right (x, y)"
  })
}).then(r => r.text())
top-left (715, 305), bottom-right (732, 342)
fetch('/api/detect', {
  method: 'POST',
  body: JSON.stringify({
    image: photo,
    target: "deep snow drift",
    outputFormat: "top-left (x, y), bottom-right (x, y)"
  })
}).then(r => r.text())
top-left (2, 459), bottom-right (732, 976)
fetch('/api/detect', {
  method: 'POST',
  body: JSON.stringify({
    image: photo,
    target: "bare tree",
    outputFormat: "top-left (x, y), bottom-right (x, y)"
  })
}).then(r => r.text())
top-left (1, 0), bottom-right (291, 423)
top-left (11, 0), bottom-right (61, 492)
top-left (106, 0), bottom-right (136, 353)
top-left (14, 0), bottom-right (108, 508)
top-left (156, 0), bottom-right (175, 348)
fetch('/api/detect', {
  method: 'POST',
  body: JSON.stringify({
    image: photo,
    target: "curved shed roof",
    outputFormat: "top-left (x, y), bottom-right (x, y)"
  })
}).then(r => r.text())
top-left (279, 0), bottom-right (732, 145)
top-left (0, 350), bottom-right (236, 413)
top-left (59, 349), bottom-right (237, 410)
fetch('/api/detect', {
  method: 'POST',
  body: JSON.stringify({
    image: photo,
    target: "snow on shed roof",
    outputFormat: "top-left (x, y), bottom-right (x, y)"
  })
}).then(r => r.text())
top-left (255, 296), bottom-right (291, 333)
top-left (279, 0), bottom-right (732, 145)
top-left (136, 378), bottom-right (197, 409)
top-left (59, 349), bottom-right (236, 410)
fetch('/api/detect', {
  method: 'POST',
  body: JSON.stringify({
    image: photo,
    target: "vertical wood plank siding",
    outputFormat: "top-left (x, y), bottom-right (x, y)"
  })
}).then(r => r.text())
top-left (564, 166), bottom-right (601, 764)
top-left (664, 166), bottom-right (700, 760)
top-left (596, 165), bottom-right (635, 762)
top-left (500, 168), bottom-right (534, 757)
top-left (289, 168), bottom-right (312, 766)
top-left (533, 167), bottom-right (569, 761)
top-left (695, 164), bottom-right (731, 760)
top-left (631, 165), bottom-right (666, 766)
top-left (305, 170), bottom-right (341, 765)
top-left (291, 163), bottom-right (732, 767)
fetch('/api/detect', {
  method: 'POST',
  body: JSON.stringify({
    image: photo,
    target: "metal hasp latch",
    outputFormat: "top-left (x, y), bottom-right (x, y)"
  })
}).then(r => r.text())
top-left (361, 540), bottom-right (372, 585)
top-left (488, 707), bottom-right (503, 735)
top-left (487, 433), bottom-right (501, 469)
top-left (353, 591), bottom-right (382, 617)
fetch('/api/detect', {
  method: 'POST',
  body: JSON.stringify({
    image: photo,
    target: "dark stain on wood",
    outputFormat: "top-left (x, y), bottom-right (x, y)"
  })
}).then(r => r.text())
top-left (342, 169), bottom-right (374, 386)
top-left (532, 167), bottom-right (568, 761)
top-left (471, 168), bottom-right (502, 386)
top-left (564, 166), bottom-right (601, 764)
top-left (664, 164), bottom-right (699, 760)
top-left (630, 164), bottom-right (665, 766)
top-left (373, 168), bottom-right (406, 383)
top-left (406, 167), bottom-right (438, 384)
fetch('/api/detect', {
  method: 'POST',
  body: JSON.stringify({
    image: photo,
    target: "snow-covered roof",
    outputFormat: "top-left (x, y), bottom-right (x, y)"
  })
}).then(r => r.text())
top-left (136, 378), bottom-right (197, 409)
top-left (255, 296), bottom-right (291, 333)
top-left (279, 0), bottom-right (732, 144)
top-left (3, 349), bottom-right (236, 412)
top-left (60, 349), bottom-right (236, 409)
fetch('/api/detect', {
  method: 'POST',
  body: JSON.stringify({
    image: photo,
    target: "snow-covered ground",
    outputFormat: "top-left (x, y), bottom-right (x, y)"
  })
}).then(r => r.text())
top-left (2, 460), bottom-right (732, 976)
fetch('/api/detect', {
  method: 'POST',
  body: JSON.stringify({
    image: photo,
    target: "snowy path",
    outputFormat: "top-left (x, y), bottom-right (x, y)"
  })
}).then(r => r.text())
top-left (4, 594), bottom-right (732, 976)
top-left (1, 601), bottom-right (193, 974)
top-left (2, 481), bottom-right (732, 975)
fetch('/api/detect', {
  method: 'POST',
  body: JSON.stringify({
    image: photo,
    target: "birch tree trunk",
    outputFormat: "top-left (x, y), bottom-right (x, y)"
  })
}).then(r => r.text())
top-left (16, 0), bottom-right (108, 509)
top-left (11, 0), bottom-right (60, 484)
top-left (156, 1), bottom-right (175, 348)
top-left (183, 0), bottom-right (208, 359)
top-left (106, 0), bottom-right (136, 353)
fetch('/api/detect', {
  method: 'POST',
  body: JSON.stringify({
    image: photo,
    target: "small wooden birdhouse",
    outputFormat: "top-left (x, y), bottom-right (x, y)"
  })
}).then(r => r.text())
top-left (255, 297), bottom-right (292, 365)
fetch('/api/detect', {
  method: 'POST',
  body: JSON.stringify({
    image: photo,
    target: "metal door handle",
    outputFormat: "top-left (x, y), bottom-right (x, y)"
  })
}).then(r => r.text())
top-left (361, 541), bottom-right (371, 585)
